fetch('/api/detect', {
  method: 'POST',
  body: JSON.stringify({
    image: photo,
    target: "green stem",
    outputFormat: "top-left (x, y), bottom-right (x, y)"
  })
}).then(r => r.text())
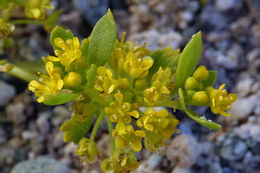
top-left (90, 111), bottom-right (105, 141)
top-left (106, 115), bottom-right (115, 154)
top-left (9, 19), bottom-right (44, 25)
top-left (153, 100), bottom-right (183, 110)
top-left (130, 77), bottom-right (135, 89)
top-left (8, 65), bottom-right (39, 82)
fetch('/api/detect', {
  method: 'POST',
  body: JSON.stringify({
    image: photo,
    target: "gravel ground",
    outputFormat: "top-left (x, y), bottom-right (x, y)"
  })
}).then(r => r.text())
top-left (0, 0), bottom-right (260, 173)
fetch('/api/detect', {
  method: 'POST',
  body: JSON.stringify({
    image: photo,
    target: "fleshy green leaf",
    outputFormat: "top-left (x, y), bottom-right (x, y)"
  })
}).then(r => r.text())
top-left (60, 115), bottom-right (95, 144)
top-left (88, 9), bottom-right (116, 66)
top-left (50, 26), bottom-right (74, 50)
top-left (178, 88), bottom-right (221, 130)
top-left (86, 64), bottom-right (97, 87)
top-left (203, 70), bottom-right (217, 87)
top-left (176, 32), bottom-right (202, 88)
top-left (43, 93), bottom-right (79, 105)
top-left (149, 47), bottom-right (180, 76)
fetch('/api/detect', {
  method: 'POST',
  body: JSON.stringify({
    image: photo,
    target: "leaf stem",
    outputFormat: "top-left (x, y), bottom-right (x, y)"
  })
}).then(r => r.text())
top-left (90, 111), bottom-right (105, 141)
top-left (106, 114), bottom-right (115, 154)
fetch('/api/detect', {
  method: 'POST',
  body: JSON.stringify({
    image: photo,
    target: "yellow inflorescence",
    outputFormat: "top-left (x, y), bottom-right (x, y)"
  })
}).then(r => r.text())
top-left (28, 30), bottom-right (237, 172)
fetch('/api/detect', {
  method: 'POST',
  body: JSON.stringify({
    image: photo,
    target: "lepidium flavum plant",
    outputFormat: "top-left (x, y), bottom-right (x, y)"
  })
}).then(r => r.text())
top-left (27, 10), bottom-right (237, 172)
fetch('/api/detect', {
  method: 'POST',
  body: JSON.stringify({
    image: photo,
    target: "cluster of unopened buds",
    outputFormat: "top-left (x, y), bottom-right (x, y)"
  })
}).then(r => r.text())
top-left (27, 10), bottom-right (237, 172)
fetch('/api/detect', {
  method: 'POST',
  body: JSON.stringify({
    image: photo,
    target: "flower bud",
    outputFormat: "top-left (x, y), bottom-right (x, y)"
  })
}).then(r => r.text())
top-left (185, 77), bottom-right (198, 90)
top-left (64, 72), bottom-right (82, 87)
top-left (192, 91), bottom-right (209, 105)
top-left (193, 65), bottom-right (209, 81)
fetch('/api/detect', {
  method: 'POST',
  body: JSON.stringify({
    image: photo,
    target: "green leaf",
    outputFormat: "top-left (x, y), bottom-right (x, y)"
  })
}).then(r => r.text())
top-left (86, 64), bottom-right (97, 87)
top-left (176, 32), bottom-right (202, 88)
top-left (60, 115), bottom-right (95, 144)
top-left (88, 9), bottom-right (117, 66)
top-left (43, 93), bottom-right (79, 105)
top-left (178, 88), bottom-right (221, 130)
top-left (203, 70), bottom-right (217, 86)
top-left (149, 47), bottom-right (180, 76)
top-left (44, 10), bottom-right (61, 32)
top-left (185, 109), bottom-right (222, 130)
top-left (50, 26), bottom-right (74, 50)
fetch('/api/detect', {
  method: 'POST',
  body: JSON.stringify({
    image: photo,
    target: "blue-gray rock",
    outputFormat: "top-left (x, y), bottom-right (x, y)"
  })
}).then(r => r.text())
top-left (147, 154), bottom-right (162, 169)
top-left (74, 0), bottom-right (109, 26)
top-left (220, 137), bottom-right (248, 161)
top-left (0, 81), bottom-right (15, 106)
top-left (11, 157), bottom-right (70, 173)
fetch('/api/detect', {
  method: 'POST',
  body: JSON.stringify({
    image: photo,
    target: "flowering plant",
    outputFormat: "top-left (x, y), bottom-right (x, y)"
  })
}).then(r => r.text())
top-left (27, 10), bottom-right (236, 172)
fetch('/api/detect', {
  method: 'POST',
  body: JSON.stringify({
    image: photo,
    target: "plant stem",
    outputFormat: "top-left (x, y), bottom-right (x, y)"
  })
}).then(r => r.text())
top-left (153, 100), bottom-right (183, 110)
top-left (9, 19), bottom-right (44, 25)
top-left (8, 65), bottom-right (39, 82)
top-left (90, 111), bottom-right (104, 141)
top-left (106, 114), bottom-right (115, 155)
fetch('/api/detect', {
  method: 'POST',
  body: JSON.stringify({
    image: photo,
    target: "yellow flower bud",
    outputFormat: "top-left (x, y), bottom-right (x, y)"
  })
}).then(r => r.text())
top-left (185, 77), bottom-right (198, 90)
top-left (64, 72), bottom-right (82, 87)
top-left (192, 91), bottom-right (209, 105)
top-left (135, 79), bottom-right (147, 90)
top-left (193, 65), bottom-right (209, 81)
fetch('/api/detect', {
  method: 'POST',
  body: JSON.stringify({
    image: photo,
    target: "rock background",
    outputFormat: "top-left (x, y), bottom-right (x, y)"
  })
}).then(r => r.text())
top-left (0, 0), bottom-right (260, 172)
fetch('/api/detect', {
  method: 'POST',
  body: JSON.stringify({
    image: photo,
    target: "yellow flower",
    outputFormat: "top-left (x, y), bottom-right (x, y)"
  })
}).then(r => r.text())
top-left (137, 108), bottom-right (179, 139)
top-left (105, 92), bottom-right (139, 123)
top-left (94, 67), bottom-right (118, 97)
top-left (124, 51), bottom-right (153, 79)
top-left (109, 39), bottom-right (150, 74)
top-left (75, 138), bottom-right (100, 164)
top-left (152, 67), bottom-right (175, 91)
top-left (0, 18), bottom-right (15, 39)
top-left (48, 37), bottom-right (81, 71)
top-left (143, 86), bottom-right (170, 106)
top-left (25, 0), bottom-right (53, 19)
top-left (28, 61), bottom-right (64, 103)
top-left (101, 148), bottom-right (139, 173)
top-left (210, 84), bottom-right (237, 117)
top-left (112, 121), bottom-right (145, 152)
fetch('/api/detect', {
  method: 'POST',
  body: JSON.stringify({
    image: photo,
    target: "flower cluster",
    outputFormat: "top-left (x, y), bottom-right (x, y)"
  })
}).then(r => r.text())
top-left (183, 65), bottom-right (237, 116)
top-left (28, 11), bottom-right (237, 172)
